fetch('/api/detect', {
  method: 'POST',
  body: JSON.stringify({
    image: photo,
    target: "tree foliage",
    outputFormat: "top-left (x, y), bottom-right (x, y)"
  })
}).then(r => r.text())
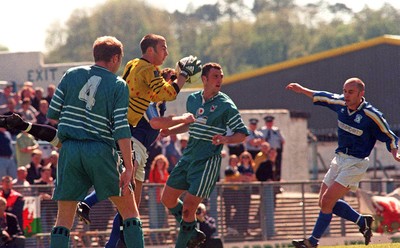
top-left (44, 0), bottom-right (400, 76)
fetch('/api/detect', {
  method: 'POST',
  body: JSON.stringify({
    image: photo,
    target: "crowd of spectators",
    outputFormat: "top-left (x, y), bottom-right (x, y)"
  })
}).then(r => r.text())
top-left (0, 81), bottom-right (59, 179)
top-left (0, 81), bottom-right (58, 247)
top-left (1, 81), bottom-right (285, 245)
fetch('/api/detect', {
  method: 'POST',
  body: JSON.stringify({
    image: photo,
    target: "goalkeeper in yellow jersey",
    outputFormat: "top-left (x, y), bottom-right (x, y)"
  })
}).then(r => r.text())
top-left (122, 33), bottom-right (202, 127)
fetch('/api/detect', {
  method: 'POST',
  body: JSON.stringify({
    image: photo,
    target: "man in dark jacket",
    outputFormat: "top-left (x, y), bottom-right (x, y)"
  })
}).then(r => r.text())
top-left (0, 196), bottom-right (25, 247)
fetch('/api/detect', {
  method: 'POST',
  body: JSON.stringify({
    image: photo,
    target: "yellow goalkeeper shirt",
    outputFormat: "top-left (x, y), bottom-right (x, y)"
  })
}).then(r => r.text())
top-left (122, 58), bottom-right (180, 126)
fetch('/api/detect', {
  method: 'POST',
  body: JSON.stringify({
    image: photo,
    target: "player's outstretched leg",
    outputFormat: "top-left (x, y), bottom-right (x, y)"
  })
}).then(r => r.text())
top-left (105, 213), bottom-right (124, 248)
top-left (359, 215), bottom-right (374, 245)
top-left (332, 199), bottom-right (374, 245)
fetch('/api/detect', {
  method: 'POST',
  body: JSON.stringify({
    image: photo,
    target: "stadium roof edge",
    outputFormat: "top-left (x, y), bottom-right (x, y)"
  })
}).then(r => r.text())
top-left (223, 34), bottom-right (400, 85)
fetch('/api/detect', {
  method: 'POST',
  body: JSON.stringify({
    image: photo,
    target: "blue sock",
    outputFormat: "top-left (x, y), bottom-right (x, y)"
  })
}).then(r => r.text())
top-left (332, 199), bottom-right (363, 227)
top-left (308, 211), bottom-right (332, 246)
top-left (83, 190), bottom-right (99, 207)
top-left (105, 213), bottom-right (121, 248)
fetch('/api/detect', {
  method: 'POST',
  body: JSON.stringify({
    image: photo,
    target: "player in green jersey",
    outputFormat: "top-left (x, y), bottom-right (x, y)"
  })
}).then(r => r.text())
top-left (160, 62), bottom-right (249, 248)
top-left (46, 36), bottom-right (143, 248)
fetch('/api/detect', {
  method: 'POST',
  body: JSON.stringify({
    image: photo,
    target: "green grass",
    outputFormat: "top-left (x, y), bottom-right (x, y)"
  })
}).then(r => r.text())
top-left (322, 244), bottom-right (400, 248)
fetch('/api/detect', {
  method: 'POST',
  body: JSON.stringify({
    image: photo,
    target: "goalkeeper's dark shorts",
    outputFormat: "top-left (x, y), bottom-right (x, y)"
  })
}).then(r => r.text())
top-left (53, 139), bottom-right (120, 202)
top-left (166, 154), bottom-right (221, 199)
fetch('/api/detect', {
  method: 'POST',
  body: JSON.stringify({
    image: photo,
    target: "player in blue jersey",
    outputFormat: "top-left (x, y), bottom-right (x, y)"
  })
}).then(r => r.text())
top-left (45, 36), bottom-right (143, 248)
top-left (286, 78), bottom-right (400, 248)
top-left (160, 62), bottom-right (249, 248)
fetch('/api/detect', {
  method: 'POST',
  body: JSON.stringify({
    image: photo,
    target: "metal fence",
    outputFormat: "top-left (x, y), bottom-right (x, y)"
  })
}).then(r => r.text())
top-left (9, 179), bottom-right (400, 248)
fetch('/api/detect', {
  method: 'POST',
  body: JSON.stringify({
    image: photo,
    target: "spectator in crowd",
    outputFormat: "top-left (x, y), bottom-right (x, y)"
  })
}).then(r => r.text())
top-left (35, 99), bottom-right (57, 165)
top-left (196, 203), bottom-right (223, 248)
top-left (0, 127), bottom-right (17, 178)
top-left (15, 131), bottom-right (39, 167)
top-left (145, 135), bottom-right (163, 181)
top-left (34, 165), bottom-right (55, 246)
top-left (253, 141), bottom-right (270, 173)
top-left (178, 133), bottom-right (189, 153)
top-left (226, 137), bottom-right (245, 157)
top-left (31, 87), bottom-right (44, 111)
top-left (45, 84), bottom-right (56, 104)
top-left (237, 151), bottom-right (256, 236)
top-left (26, 149), bottom-right (43, 184)
top-left (34, 165), bottom-right (54, 188)
top-left (36, 99), bottom-right (58, 128)
top-left (48, 150), bottom-right (58, 180)
top-left (223, 154), bottom-right (241, 236)
top-left (18, 98), bottom-right (36, 124)
top-left (0, 176), bottom-right (24, 230)
top-left (21, 82), bottom-right (35, 98)
top-left (12, 167), bottom-right (30, 187)
top-left (148, 154), bottom-right (170, 243)
top-left (16, 88), bottom-right (36, 117)
top-left (0, 84), bottom-right (14, 115)
top-left (260, 115), bottom-right (285, 181)
top-left (255, 148), bottom-right (279, 207)
top-left (149, 154), bottom-right (170, 201)
top-left (245, 118), bottom-right (264, 159)
top-left (164, 134), bottom-right (182, 173)
top-left (255, 147), bottom-right (277, 182)
top-left (0, 197), bottom-right (25, 248)
top-left (2, 99), bottom-right (20, 139)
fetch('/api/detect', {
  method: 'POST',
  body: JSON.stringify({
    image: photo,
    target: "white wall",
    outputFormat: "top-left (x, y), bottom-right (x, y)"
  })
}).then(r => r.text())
top-left (0, 51), bottom-right (90, 90)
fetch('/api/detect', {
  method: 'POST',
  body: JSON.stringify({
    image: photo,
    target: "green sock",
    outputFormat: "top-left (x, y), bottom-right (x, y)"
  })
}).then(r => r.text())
top-left (175, 220), bottom-right (196, 248)
top-left (169, 199), bottom-right (183, 223)
top-left (123, 217), bottom-right (144, 248)
top-left (50, 226), bottom-right (70, 248)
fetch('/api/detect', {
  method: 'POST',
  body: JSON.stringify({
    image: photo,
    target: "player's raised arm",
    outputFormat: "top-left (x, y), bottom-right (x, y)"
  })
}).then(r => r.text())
top-left (391, 148), bottom-right (400, 162)
top-left (286, 83), bottom-right (316, 98)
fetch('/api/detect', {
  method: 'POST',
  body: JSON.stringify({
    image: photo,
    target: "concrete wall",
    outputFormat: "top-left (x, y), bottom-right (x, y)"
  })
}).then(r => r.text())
top-left (0, 51), bottom-right (91, 90)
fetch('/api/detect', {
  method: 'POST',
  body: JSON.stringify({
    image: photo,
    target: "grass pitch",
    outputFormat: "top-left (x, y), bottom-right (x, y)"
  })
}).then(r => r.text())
top-left (323, 244), bottom-right (400, 248)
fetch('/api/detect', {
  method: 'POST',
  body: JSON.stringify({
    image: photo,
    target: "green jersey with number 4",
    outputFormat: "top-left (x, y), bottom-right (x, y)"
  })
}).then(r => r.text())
top-left (47, 65), bottom-right (131, 148)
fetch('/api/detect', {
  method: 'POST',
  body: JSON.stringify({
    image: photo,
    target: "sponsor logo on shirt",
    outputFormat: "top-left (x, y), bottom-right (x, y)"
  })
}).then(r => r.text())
top-left (338, 120), bottom-right (363, 136)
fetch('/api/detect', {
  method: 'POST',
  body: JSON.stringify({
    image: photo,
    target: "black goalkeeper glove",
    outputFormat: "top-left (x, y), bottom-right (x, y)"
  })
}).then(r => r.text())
top-left (177, 55), bottom-right (202, 81)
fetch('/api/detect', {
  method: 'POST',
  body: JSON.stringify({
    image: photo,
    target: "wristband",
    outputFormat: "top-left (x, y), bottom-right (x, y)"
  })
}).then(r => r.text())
top-left (180, 71), bottom-right (189, 79)
top-left (25, 122), bottom-right (32, 132)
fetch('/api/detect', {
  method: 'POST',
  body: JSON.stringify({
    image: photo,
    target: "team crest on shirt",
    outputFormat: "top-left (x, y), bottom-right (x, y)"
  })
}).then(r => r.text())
top-left (210, 105), bottom-right (217, 112)
top-left (153, 70), bottom-right (160, 77)
top-left (354, 114), bottom-right (362, 123)
top-left (197, 108), bottom-right (204, 115)
top-left (341, 108), bottom-right (345, 113)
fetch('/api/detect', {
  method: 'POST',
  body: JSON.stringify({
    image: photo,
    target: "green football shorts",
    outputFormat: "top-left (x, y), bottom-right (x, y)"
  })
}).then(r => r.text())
top-left (53, 139), bottom-right (120, 201)
top-left (166, 154), bottom-right (221, 198)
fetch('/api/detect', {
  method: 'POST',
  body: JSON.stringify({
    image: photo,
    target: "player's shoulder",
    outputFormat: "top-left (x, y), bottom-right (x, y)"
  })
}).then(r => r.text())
top-left (67, 65), bottom-right (91, 73)
top-left (362, 101), bottom-right (384, 117)
top-left (135, 58), bottom-right (156, 72)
